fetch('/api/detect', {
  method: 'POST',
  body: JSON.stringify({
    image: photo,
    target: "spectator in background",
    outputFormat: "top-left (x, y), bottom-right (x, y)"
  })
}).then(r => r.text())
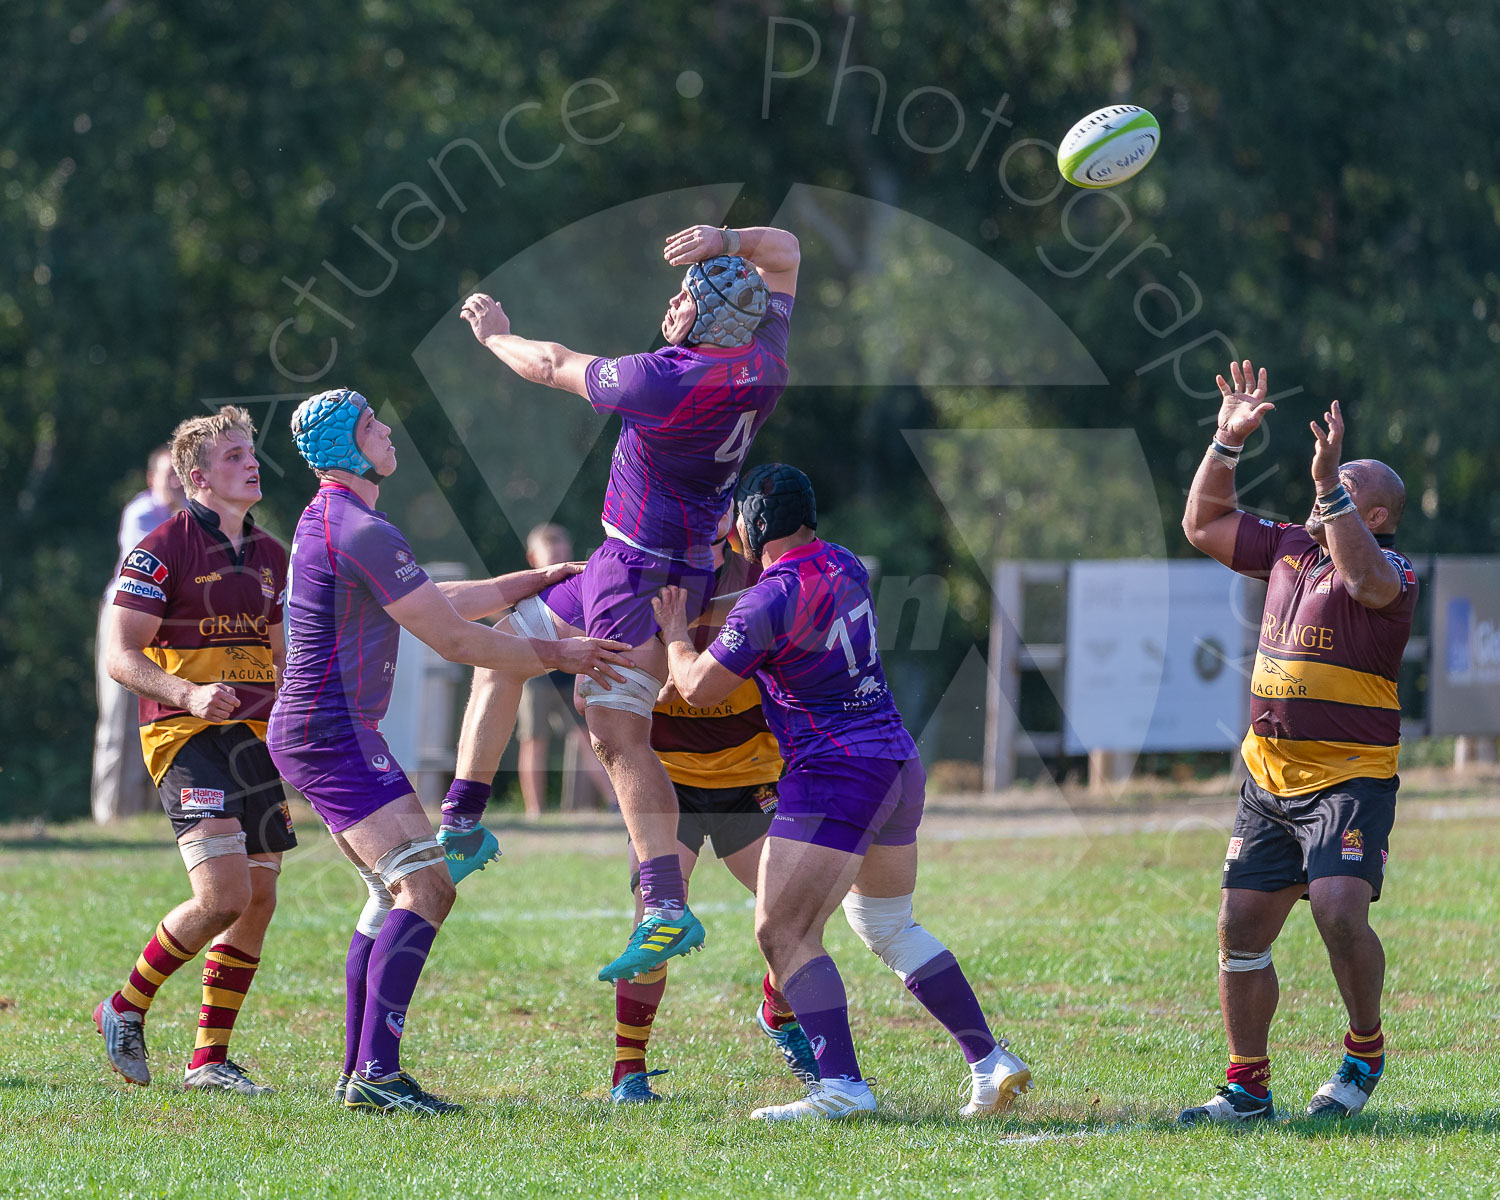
top-left (92, 445), bottom-right (184, 823)
top-left (516, 523), bottom-right (616, 818)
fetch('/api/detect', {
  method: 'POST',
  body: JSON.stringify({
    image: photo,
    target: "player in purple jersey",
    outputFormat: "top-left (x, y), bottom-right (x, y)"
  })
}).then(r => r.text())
top-left (653, 464), bottom-right (1034, 1122)
top-left (442, 223), bottom-right (800, 984)
top-left (268, 388), bottom-right (628, 1116)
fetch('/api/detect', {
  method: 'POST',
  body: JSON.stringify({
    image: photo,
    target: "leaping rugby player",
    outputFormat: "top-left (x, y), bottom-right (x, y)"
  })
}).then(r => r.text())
top-left (654, 465), bottom-right (1033, 1122)
top-left (268, 389), bottom-right (628, 1116)
top-left (442, 223), bottom-right (799, 983)
top-left (598, 512), bottom-right (817, 1104)
top-left (95, 407), bottom-right (293, 1096)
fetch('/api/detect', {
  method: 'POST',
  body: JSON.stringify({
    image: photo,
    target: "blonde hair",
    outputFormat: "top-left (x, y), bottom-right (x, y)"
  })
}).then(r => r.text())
top-left (170, 406), bottom-right (257, 493)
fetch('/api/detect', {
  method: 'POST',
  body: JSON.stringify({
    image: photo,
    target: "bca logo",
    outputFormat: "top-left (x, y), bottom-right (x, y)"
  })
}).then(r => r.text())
top-left (372, 755), bottom-right (391, 772)
top-left (125, 548), bottom-right (169, 584)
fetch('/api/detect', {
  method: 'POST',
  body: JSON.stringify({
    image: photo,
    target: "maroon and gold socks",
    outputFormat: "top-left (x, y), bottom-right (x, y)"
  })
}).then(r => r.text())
top-left (112, 921), bottom-right (197, 1017)
top-left (613, 965), bottom-right (668, 1086)
top-left (1345, 1022), bottom-right (1385, 1076)
top-left (1227, 1053), bottom-right (1272, 1100)
top-left (189, 943), bottom-right (260, 1070)
top-left (760, 972), bottom-right (796, 1032)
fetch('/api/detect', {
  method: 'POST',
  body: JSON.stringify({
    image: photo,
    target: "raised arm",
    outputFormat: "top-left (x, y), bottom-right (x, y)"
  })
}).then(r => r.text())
top-left (383, 579), bottom-right (628, 678)
top-left (664, 224), bottom-right (800, 296)
top-left (1308, 402), bottom-right (1402, 610)
top-left (1181, 359), bottom-right (1277, 568)
top-left (459, 294), bottom-right (594, 398)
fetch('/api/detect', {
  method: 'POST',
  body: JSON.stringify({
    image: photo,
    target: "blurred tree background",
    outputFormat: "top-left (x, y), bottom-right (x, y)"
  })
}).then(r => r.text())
top-left (2, 0), bottom-right (1496, 817)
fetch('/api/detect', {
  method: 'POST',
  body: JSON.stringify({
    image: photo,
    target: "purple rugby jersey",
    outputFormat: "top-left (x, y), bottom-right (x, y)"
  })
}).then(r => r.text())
top-left (707, 539), bottom-right (918, 767)
top-left (585, 292), bottom-right (793, 568)
top-left (270, 481), bottom-right (429, 743)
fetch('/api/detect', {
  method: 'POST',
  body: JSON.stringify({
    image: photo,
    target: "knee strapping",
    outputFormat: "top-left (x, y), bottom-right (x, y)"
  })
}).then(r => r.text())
top-left (841, 892), bottom-right (947, 982)
top-left (578, 664), bottom-right (661, 720)
top-left (247, 857), bottom-right (282, 875)
top-left (355, 864), bottom-right (393, 938)
top-left (510, 594), bottom-right (559, 642)
top-left (374, 837), bottom-right (445, 890)
top-left (179, 830), bottom-right (247, 873)
top-left (1219, 947), bottom-right (1274, 973)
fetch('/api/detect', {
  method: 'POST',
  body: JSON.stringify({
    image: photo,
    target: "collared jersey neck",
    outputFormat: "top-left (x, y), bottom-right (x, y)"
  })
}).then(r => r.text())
top-left (318, 477), bottom-right (382, 515)
top-left (188, 498), bottom-right (257, 564)
top-left (767, 538), bottom-right (825, 569)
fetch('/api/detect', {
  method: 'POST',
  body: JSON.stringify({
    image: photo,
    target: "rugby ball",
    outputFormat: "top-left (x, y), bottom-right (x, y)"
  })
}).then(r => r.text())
top-left (1057, 105), bottom-right (1160, 189)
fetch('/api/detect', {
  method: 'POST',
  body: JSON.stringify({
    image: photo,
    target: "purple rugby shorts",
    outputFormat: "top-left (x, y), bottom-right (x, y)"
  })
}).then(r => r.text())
top-left (268, 724), bottom-right (414, 833)
top-left (770, 756), bottom-right (926, 855)
top-left (538, 537), bottom-right (714, 648)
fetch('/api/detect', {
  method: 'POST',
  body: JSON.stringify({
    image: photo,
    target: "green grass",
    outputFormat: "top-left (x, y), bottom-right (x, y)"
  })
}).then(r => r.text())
top-left (4, 797), bottom-right (1500, 1198)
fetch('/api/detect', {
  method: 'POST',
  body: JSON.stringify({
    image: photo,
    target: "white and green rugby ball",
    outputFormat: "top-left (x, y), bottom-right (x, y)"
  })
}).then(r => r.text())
top-left (1057, 105), bottom-right (1160, 188)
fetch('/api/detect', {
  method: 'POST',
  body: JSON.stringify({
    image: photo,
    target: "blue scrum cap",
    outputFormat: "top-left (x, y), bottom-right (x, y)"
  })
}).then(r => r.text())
top-left (290, 388), bottom-right (377, 477)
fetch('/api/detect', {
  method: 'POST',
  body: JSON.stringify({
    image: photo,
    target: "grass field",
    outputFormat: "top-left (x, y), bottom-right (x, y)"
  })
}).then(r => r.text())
top-left (4, 787), bottom-right (1500, 1198)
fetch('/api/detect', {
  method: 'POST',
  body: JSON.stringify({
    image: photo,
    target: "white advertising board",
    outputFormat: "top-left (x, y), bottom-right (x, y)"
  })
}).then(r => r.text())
top-left (1064, 560), bottom-right (1248, 753)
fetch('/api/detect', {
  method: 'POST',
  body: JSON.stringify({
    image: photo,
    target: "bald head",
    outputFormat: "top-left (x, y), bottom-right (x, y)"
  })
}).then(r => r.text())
top-left (1344, 459), bottom-right (1405, 533)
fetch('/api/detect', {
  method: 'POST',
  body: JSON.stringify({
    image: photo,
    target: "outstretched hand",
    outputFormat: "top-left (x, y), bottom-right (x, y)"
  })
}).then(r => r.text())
top-left (460, 293), bottom-right (511, 342)
top-left (663, 225), bottom-right (730, 266)
top-left (1310, 400), bottom-right (1345, 491)
top-left (1214, 359), bottom-right (1275, 446)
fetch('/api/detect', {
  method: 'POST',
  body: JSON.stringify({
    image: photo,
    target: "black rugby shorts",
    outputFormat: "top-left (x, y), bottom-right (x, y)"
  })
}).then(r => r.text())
top-left (1221, 774), bottom-right (1396, 901)
top-left (157, 723), bottom-right (298, 855)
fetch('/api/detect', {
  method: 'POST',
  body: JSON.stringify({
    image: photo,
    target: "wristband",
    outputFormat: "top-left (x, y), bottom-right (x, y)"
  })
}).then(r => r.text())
top-left (1315, 483), bottom-right (1350, 515)
top-left (721, 226), bottom-right (741, 256)
top-left (1206, 447), bottom-right (1240, 469)
top-left (1320, 498), bottom-right (1358, 521)
top-left (1211, 437), bottom-right (1243, 458)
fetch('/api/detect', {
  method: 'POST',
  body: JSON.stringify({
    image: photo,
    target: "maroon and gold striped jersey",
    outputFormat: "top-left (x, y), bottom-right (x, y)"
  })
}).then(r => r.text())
top-left (650, 549), bottom-right (782, 789)
top-left (1231, 515), bottom-right (1417, 796)
top-left (112, 501), bottom-right (288, 783)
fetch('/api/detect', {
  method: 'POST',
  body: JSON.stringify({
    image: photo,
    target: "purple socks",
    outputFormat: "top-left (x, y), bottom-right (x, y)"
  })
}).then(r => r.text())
top-left (637, 854), bottom-right (686, 913)
top-left (343, 931), bottom-right (377, 1076)
top-left (904, 949), bottom-right (997, 1064)
top-left (354, 910), bottom-right (438, 1081)
top-left (782, 955), bottom-right (863, 1083)
top-left (441, 778), bottom-right (491, 832)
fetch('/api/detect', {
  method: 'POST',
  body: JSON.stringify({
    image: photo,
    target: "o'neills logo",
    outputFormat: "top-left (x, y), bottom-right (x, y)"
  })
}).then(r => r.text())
top-left (194, 571), bottom-right (224, 584)
top-left (199, 613), bottom-right (269, 637)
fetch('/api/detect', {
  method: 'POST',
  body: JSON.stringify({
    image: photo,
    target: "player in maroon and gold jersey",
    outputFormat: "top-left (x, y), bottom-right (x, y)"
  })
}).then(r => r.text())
top-left (599, 518), bottom-right (817, 1103)
top-left (92, 406), bottom-right (293, 1096)
top-left (1179, 361), bottom-right (1415, 1125)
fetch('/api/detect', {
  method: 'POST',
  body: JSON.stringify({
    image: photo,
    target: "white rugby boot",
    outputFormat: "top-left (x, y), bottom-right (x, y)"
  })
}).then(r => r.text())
top-left (183, 1058), bottom-right (274, 1096)
top-left (1307, 1057), bottom-right (1381, 1117)
top-left (750, 1077), bottom-right (876, 1122)
top-left (1178, 1084), bottom-right (1274, 1125)
top-left (961, 1038), bottom-right (1034, 1117)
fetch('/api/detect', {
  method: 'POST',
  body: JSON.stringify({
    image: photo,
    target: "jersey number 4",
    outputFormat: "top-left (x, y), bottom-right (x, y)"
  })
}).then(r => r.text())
top-left (713, 410), bottom-right (756, 464)
top-left (826, 601), bottom-right (877, 677)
